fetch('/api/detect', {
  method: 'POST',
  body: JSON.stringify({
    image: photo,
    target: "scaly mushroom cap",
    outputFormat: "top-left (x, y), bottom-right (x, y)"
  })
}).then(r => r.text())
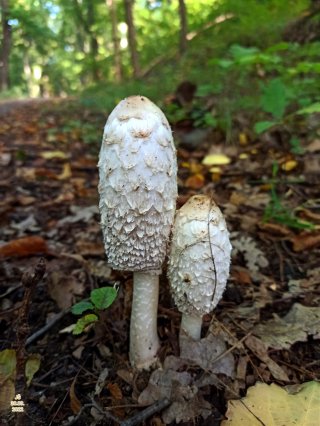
top-left (168, 195), bottom-right (232, 317)
top-left (98, 96), bottom-right (177, 272)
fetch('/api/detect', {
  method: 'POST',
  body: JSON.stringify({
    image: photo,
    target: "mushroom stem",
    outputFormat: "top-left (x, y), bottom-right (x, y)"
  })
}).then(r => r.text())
top-left (129, 272), bottom-right (160, 369)
top-left (180, 313), bottom-right (203, 342)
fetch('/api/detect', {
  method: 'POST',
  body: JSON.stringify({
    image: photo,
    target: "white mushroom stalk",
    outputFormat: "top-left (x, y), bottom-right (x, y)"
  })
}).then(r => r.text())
top-left (168, 195), bottom-right (231, 342)
top-left (98, 96), bottom-right (177, 369)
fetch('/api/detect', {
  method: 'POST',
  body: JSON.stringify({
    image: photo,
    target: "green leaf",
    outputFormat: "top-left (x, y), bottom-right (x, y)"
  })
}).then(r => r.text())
top-left (260, 78), bottom-right (288, 119)
top-left (0, 349), bottom-right (16, 412)
top-left (90, 287), bottom-right (117, 310)
top-left (26, 354), bottom-right (41, 387)
top-left (71, 300), bottom-right (94, 315)
top-left (0, 349), bottom-right (16, 378)
top-left (73, 314), bottom-right (98, 335)
top-left (254, 121), bottom-right (277, 134)
top-left (297, 102), bottom-right (320, 115)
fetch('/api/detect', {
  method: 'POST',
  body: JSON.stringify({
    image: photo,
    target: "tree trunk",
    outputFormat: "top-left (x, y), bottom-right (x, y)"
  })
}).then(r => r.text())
top-left (0, 0), bottom-right (11, 91)
top-left (107, 0), bottom-right (123, 82)
top-left (178, 0), bottom-right (187, 55)
top-left (124, 0), bottom-right (140, 78)
top-left (87, 0), bottom-right (100, 80)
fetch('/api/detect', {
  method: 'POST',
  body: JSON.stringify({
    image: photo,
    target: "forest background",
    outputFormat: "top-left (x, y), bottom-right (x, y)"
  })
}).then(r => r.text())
top-left (1, 0), bottom-right (320, 132)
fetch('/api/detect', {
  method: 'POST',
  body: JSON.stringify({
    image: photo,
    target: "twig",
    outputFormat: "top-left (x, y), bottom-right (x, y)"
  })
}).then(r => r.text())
top-left (120, 398), bottom-right (170, 426)
top-left (15, 257), bottom-right (46, 425)
top-left (26, 309), bottom-right (68, 346)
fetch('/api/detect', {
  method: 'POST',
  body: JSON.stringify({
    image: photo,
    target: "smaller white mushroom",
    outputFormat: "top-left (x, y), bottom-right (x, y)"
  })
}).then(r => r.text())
top-left (168, 195), bottom-right (231, 342)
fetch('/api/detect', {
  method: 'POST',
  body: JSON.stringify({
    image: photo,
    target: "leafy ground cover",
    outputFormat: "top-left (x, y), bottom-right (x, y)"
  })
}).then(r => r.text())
top-left (0, 96), bottom-right (319, 425)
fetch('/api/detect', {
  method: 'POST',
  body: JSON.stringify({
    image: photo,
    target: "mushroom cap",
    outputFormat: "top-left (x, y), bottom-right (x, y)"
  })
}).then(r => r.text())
top-left (98, 96), bottom-right (177, 272)
top-left (168, 195), bottom-right (232, 317)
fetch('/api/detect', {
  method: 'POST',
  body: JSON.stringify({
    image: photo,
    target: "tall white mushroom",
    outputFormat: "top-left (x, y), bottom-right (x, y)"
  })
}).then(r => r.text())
top-left (98, 96), bottom-right (177, 369)
top-left (168, 195), bottom-right (231, 342)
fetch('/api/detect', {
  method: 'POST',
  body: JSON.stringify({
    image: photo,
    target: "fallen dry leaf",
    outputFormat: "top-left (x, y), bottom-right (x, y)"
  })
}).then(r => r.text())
top-left (70, 378), bottom-right (82, 414)
top-left (162, 394), bottom-right (212, 424)
top-left (253, 303), bottom-right (320, 349)
top-left (107, 382), bottom-right (123, 400)
top-left (57, 163), bottom-right (72, 180)
top-left (40, 150), bottom-right (68, 160)
top-left (202, 153), bottom-right (231, 165)
top-left (258, 222), bottom-right (292, 237)
top-left (222, 381), bottom-right (320, 425)
top-left (245, 335), bottom-right (289, 382)
top-left (180, 332), bottom-right (235, 377)
top-left (47, 271), bottom-right (85, 309)
top-left (306, 138), bottom-right (320, 153)
top-left (291, 232), bottom-right (320, 252)
top-left (185, 173), bottom-right (205, 189)
top-left (231, 266), bottom-right (252, 285)
top-left (138, 369), bottom-right (192, 406)
top-left (281, 159), bottom-right (298, 171)
top-left (0, 236), bottom-right (48, 258)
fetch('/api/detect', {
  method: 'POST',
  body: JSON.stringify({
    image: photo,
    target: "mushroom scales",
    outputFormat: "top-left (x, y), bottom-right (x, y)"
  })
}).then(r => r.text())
top-left (168, 195), bottom-right (231, 341)
top-left (98, 96), bottom-right (177, 369)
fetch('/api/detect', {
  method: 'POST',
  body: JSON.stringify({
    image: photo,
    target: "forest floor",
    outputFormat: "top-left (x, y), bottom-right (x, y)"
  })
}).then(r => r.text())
top-left (0, 97), bottom-right (320, 426)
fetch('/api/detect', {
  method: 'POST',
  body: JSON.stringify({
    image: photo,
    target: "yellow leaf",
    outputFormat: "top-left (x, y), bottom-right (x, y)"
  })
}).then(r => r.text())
top-left (57, 163), bottom-right (72, 180)
top-left (281, 160), bottom-right (297, 172)
top-left (239, 153), bottom-right (249, 160)
top-left (189, 162), bottom-right (203, 174)
top-left (202, 154), bottom-right (231, 166)
top-left (239, 133), bottom-right (248, 146)
top-left (40, 151), bottom-right (68, 160)
top-left (222, 381), bottom-right (320, 426)
top-left (181, 162), bottom-right (190, 168)
top-left (26, 354), bottom-right (41, 387)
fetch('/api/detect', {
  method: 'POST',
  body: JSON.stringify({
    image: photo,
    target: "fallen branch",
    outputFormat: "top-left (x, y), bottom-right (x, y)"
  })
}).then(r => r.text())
top-left (26, 309), bottom-right (69, 346)
top-left (120, 398), bottom-right (170, 426)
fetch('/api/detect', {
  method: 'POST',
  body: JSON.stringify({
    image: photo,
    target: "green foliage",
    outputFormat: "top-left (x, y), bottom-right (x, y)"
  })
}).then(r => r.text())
top-left (260, 78), bottom-right (288, 120)
top-left (264, 162), bottom-right (314, 230)
top-left (73, 314), bottom-right (98, 335)
top-left (90, 287), bottom-right (117, 310)
top-left (254, 121), bottom-right (277, 134)
top-left (289, 136), bottom-right (304, 155)
top-left (71, 286), bottom-right (118, 335)
top-left (71, 300), bottom-right (94, 315)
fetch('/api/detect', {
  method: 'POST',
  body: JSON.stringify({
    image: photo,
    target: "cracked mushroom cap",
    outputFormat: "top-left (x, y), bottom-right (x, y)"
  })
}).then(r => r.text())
top-left (98, 96), bottom-right (177, 272)
top-left (168, 195), bottom-right (232, 317)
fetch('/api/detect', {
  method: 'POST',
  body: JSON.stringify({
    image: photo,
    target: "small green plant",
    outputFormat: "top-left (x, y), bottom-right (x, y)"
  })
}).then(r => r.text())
top-left (71, 286), bottom-right (118, 335)
top-left (264, 162), bottom-right (314, 230)
top-left (289, 136), bottom-right (304, 155)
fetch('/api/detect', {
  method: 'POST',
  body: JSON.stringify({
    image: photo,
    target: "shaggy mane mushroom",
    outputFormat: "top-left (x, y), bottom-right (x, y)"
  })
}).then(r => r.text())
top-left (98, 95), bottom-right (177, 369)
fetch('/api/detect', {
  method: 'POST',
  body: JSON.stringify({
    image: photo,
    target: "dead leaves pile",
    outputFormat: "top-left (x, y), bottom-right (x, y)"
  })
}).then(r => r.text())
top-left (0, 99), bottom-right (320, 424)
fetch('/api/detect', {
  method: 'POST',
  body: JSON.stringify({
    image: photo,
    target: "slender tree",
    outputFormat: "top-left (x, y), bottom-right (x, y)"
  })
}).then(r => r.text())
top-left (178, 0), bottom-right (187, 55)
top-left (0, 0), bottom-right (11, 91)
top-left (106, 0), bottom-right (123, 82)
top-left (124, 0), bottom-right (140, 78)
top-left (72, 0), bottom-right (100, 80)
